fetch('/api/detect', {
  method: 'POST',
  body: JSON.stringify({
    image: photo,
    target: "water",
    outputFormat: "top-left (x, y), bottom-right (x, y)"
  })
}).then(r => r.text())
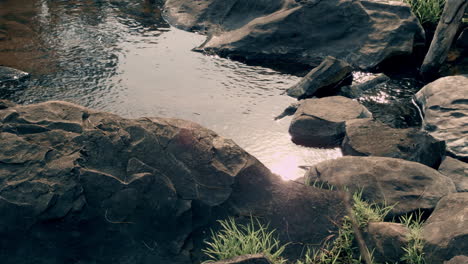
top-left (0, 0), bottom-right (341, 180)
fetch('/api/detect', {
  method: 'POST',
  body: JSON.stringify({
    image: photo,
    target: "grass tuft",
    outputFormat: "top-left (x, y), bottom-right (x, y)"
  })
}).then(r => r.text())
top-left (202, 217), bottom-right (287, 263)
top-left (400, 212), bottom-right (426, 264)
top-left (402, 0), bottom-right (445, 25)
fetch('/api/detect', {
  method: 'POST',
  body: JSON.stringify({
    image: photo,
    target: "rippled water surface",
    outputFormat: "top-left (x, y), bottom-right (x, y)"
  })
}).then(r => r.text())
top-left (0, 0), bottom-right (341, 180)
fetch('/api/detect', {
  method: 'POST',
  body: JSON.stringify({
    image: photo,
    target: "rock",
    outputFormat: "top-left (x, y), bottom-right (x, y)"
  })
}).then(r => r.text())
top-left (210, 254), bottom-right (273, 264)
top-left (456, 27), bottom-right (468, 48)
top-left (439, 157), bottom-right (468, 192)
top-left (420, 0), bottom-right (468, 78)
top-left (364, 222), bottom-right (409, 264)
top-left (339, 73), bottom-right (391, 99)
top-left (342, 119), bottom-right (446, 169)
top-left (286, 56), bottom-right (353, 99)
top-left (305, 156), bottom-right (457, 216)
top-left (0, 100), bottom-right (348, 264)
top-left (274, 102), bottom-right (300, 120)
top-left (415, 75), bottom-right (468, 162)
top-left (169, 0), bottom-right (425, 70)
top-left (0, 66), bottom-right (29, 84)
top-left (444, 255), bottom-right (468, 264)
top-left (423, 193), bottom-right (468, 263)
top-left (289, 96), bottom-right (372, 147)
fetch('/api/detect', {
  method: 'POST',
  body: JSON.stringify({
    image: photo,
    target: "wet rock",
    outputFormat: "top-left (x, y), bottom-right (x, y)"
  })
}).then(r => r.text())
top-left (169, 0), bottom-right (425, 70)
top-left (364, 222), bottom-right (409, 264)
top-left (0, 100), bottom-right (348, 264)
top-left (210, 254), bottom-right (273, 264)
top-left (289, 96), bottom-right (372, 147)
top-left (415, 75), bottom-right (468, 162)
top-left (444, 255), bottom-right (468, 264)
top-left (342, 119), bottom-right (446, 169)
top-left (456, 27), bottom-right (468, 49)
top-left (423, 193), bottom-right (468, 263)
top-left (274, 102), bottom-right (300, 120)
top-left (439, 157), bottom-right (468, 192)
top-left (305, 156), bottom-right (456, 216)
top-left (286, 56), bottom-right (353, 99)
top-left (339, 73), bottom-right (391, 99)
top-left (0, 66), bottom-right (29, 84)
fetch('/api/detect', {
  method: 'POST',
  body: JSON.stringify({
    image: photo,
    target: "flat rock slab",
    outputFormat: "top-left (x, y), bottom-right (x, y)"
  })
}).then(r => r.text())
top-left (289, 96), bottom-right (371, 147)
top-left (438, 157), bottom-right (468, 192)
top-left (415, 75), bottom-right (468, 162)
top-left (342, 119), bottom-right (446, 168)
top-left (286, 56), bottom-right (352, 98)
top-left (0, 66), bottom-right (29, 84)
top-left (423, 193), bottom-right (468, 263)
top-left (305, 156), bottom-right (456, 216)
top-left (165, 0), bottom-right (424, 70)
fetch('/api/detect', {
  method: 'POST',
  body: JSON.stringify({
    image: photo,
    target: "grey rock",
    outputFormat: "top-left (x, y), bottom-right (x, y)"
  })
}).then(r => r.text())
top-left (342, 119), bottom-right (446, 168)
top-left (421, 0), bottom-right (468, 77)
top-left (439, 157), bottom-right (468, 192)
top-left (339, 73), bottom-right (391, 99)
top-left (364, 222), bottom-right (409, 264)
top-left (286, 56), bottom-right (353, 99)
top-left (415, 75), bottom-right (468, 162)
top-left (0, 66), bottom-right (29, 84)
top-left (305, 156), bottom-right (456, 216)
top-left (166, 0), bottom-right (425, 70)
top-left (444, 255), bottom-right (468, 264)
top-left (0, 100), bottom-right (348, 264)
top-left (289, 96), bottom-right (372, 147)
top-left (423, 193), bottom-right (468, 263)
top-left (210, 254), bottom-right (273, 264)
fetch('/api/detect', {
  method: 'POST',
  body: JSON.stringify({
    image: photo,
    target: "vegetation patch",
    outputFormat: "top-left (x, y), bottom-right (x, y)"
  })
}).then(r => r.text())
top-left (402, 0), bottom-right (445, 25)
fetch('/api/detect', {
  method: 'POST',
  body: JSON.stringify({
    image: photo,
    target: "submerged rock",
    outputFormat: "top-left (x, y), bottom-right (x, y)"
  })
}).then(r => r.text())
top-left (0, 100), bottom-right (347, 264)
top-left (423, 193), bottom-right (468, 263)
top-left (286, 56), bottom-right (352, 99)
top-left (305, 156), bottom-right (456, 216)
top-left (339, 73), bottom-right (391, 99)
top-left (0, 66), bottom-right (29, 84)
top-left (438, 157), bottom-right (468, 192)
top-left (415, 75), bottom-right (468, 162)
top-left (165, 0), bottom-right (424, 70)
top-left (342, 119), bottom-right (446, 168)
top-left (289, 96), bottom-right (372, 147)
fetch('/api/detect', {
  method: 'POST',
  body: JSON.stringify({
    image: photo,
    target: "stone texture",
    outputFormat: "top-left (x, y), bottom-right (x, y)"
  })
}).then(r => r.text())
top-left (342, 119), bottom-right (446, 168)
top-left (364, 222), bottom-right (409, 264)
top-left (439, 157), bottom-right (468, 192)
top-left (423, 193), bottom-right (468, 263)
top-left (444, 255), bottom-right (468, 264)
top-left (286, 56), bottom-right (352, 98)
top-left (415, 75), bottom-right (468, 162)
top-left (0, 100), bottom-right (348, 264)
top-left (289, 96), bottom-right (372, 147)
top-left (305, 156), bottom-right (456, 216)
top-left (165, 0), bottom-right (424, 70)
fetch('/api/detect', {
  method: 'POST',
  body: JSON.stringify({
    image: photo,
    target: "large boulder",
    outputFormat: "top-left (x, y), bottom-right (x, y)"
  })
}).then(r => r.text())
top-left (415, 75), bottom-right (468, 162)
top-left (165, 0), bottom-right (425, 70)
top-left (438, 157), bottom-right (468, 192)
top-left (305, 156), bottom-right (456, 216)
top-left (0, 100), bottom-right (348, 264)
top-left (423, 193), bottom-right (468, 263)
top-left (286, 56), bottom-right (352, 99)
top-left (342, 119), bottom-right (446, 168)
top-left (289, 96), bottom-right (372, 147)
